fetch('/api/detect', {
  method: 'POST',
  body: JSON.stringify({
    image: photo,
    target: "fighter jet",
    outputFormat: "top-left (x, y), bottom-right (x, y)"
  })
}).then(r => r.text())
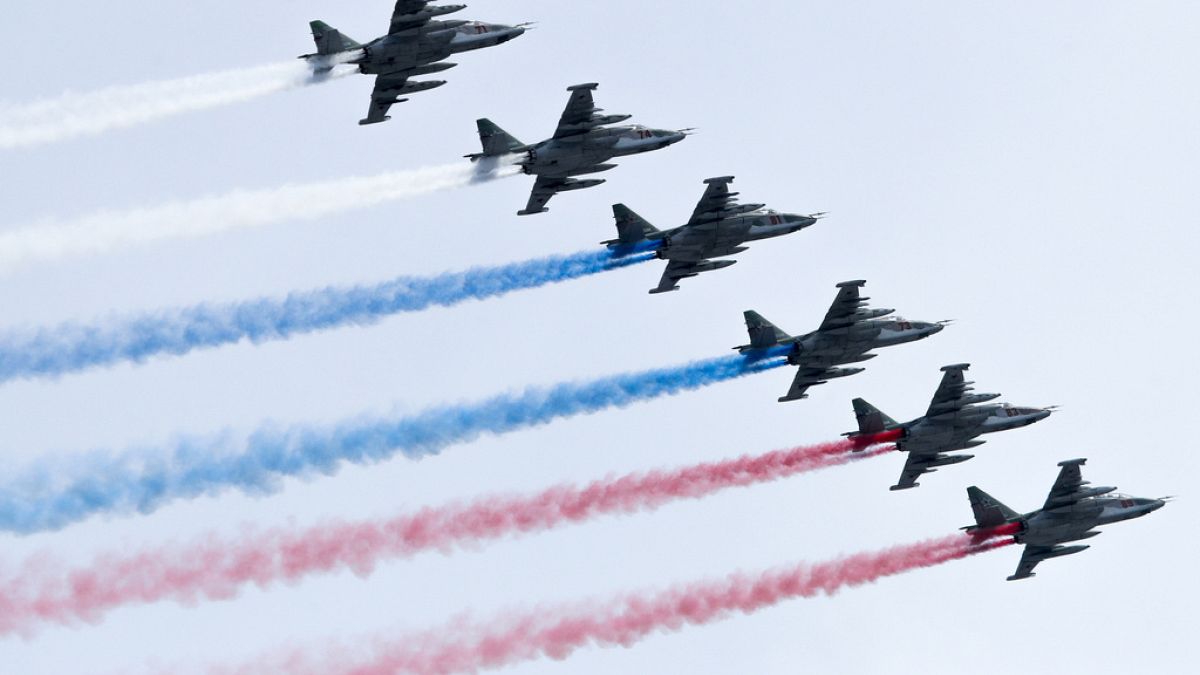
top-left (965, 459), bottom-right (1168, 580)
top-left (734, 280), bottom-right (946, 402)
top-left (299, 2), bottom-right (528, 125)
top-left (601, 176), bottom-right (825, 294)
top-left (843, 363), bottom-right (1055, 490)
top-left (465, 83), bottom-right (690, 215)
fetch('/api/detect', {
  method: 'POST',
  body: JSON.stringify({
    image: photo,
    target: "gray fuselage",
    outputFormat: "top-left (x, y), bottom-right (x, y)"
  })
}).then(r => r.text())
top-left (1020, 495), bottom-right (1166, 547)
top-left (357, 21), bottom-right (524, 75)
top-left (784, 318), bottom-right (943, 368)
top-left (901, 404), bottom-right (1052, 454)
top-left (521, 125), bottom-right (687, 178)
top-left (660, 211), bottom-right (817, 262)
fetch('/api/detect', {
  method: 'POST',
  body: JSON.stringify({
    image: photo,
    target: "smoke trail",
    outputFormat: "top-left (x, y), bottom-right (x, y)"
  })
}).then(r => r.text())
top-left (0, 160), bottom-right (517, 270)
top-left (219, 532), bottom-right (1015, 675)
top-left (0, 352), bottom-right (790, 534)
top-left (0, 57), bottom-right (359, 150)
top-left (0, 438), bottom-right (894, 634)
top-left (0, 248), bottom-right (655, 383)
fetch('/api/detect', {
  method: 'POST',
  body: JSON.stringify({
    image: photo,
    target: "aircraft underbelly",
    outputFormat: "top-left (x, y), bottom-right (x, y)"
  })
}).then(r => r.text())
top-left (531, 145), bottom-right (614, 176)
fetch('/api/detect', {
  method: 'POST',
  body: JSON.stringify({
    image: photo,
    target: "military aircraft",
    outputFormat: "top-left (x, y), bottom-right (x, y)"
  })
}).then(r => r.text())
top-left (299, 2), bottom-right (528, 125)
top-left (465, 83), bottom-right (690, 215)
top-left (843, 363), bottom-right (1055, 490)
top-left (601, 176), bottom-right (825, 294)
top-left (965, 459), bottom-right (1168, 580)
top-left (734, 280), bottom-right (946, 402)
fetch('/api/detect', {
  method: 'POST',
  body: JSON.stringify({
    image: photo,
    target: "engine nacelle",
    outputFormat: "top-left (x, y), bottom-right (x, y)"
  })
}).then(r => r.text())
top-left (823, 367), bottom-right (866, 379)
top-left (558, 179), bottom-right (605, 192)
top-left (396, 80), bottom-right (447, 95)
top-left (564, 163), bottom-right (617, 177)
top-left (926, 454), bottom-right (974, 468)
top-left (591, 114), bottom-right (632, 125)
top-left (403, 4), bottom-right (467, 22)
top-left (407, 61), bottom-right (458, 76)
top-left (1042, 544), bottom-right (1090, 559)
top-left (720, 203), bottom-right (765, 217)
top-left (690, 259), bottom-right (737, 274)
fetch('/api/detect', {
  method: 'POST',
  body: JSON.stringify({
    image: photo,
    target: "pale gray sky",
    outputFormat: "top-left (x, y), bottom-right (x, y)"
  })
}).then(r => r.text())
top-left (0, 1), bottom-right (1196, 673)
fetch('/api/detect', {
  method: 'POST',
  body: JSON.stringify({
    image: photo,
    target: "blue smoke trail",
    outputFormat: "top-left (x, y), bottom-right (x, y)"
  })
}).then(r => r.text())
top-left (0, 351), bottom-right (789, 534)
top-left (0, 248), bottom-right (654, 383)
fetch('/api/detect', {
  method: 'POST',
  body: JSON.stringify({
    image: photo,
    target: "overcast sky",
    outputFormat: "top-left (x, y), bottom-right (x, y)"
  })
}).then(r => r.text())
top-left (1, 1), bottom-right (1197, 673)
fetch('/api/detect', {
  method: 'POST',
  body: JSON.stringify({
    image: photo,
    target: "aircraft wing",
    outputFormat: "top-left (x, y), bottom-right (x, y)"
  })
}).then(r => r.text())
top-left (650, 260), bottom-right (693, 294)
top-left (389, 0), bottom-right (435, 33)
top-left (779, 367), bottom-right (834, 402)
top-left (647, 259), bottom-right (734, 294)
top-left (520, 176), bottom-right (561, 215)
top-left (1041, 458), bottom-right (1090, 509)
top-left (889, 451), bottom-right (973, 490)
top-left (552, 83), bottom-right (601, 139)
top-left (923, 363), bottom-right (973, 419)
top-left (360, 73), bottom-right (411, 125)
top-left (817, 280), bottom-right (873, 332)
top-left (1008, 545), bottom-right (1047, 581)
top-left (518, 175), bottom-right (606, 215)
top-left (686, 176), bottom-right (738, 226)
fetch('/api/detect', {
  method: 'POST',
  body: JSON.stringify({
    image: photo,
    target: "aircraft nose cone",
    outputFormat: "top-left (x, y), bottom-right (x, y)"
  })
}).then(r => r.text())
top-left (1147, 499), bottom-right (1167, 513)
top-left (927, 323), bottom-right (945, 335)
top-left (1034, 409), bottom-right (1053, 421)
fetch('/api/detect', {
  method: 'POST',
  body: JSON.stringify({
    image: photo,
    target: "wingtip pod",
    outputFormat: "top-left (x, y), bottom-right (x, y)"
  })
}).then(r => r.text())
top-left (704, 175), bottom-right (736, 184)
top-left (836, 279), bottom-right (867, 288)
top-left (1059, 458), bottom-right (1087, 467)
top-left (941, 363), bottom-right (971, 372)
top-left (567, 82), bottom-right (600, 91)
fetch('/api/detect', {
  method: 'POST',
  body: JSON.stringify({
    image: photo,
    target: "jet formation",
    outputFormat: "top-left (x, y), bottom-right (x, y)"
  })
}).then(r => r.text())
top-left (966, 459), bottom-right (1168, 580)
top-left (735, 281), bottom-right (946, 402)
top-left (467, 83), bottom-right (690, 215)
top-left (602, 177), bottom-right (825, 294)
top-left (844, 364), bottom-right (1055, 490)
top-left (291, 4), bottom-right (1166, 584)
top-left (300, 2), bottom-right (528, 125)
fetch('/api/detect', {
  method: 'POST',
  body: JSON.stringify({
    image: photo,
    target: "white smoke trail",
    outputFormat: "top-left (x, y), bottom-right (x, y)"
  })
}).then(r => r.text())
top-left (0, 160), bottom-right (520, 270)
top-left (0, 57), bottom-right (358, 150)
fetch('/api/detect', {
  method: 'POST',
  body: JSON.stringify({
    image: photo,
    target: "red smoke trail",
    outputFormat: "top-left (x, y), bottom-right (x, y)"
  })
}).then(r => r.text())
top-left (0, 438), bottom-right (894, 634)
top-left (229, 531), bottom-right (1014, 675)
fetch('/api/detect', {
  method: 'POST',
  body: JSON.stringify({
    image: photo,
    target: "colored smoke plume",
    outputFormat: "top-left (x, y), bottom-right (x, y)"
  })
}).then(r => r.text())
top-left (0, 159), bottom-right (517, 270)
top-left (0, 248), bottom-right (653, 382)
top-left (0, 439), bottom-right (890, 634)
top-left (0, 352), bottom-right (788, 534)
top-left (223, 532), bottom-right (1015, 674)
top-left (0, 57), bottom-right (358, 150)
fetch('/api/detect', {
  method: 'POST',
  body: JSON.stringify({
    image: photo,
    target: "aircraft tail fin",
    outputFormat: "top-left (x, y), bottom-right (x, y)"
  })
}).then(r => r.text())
top-left (607, 204), bottom-right (660, 244)
top-left (310, 21), bottom-right (362, 56)
top-left (472, 118), bottom-right (526, 158)
top-left (967, 486), bottom-right (1020, 529)
top-left (850, 398), bottom-right (898, 435)
top-left (743, 311), bottom-right (790, 349)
